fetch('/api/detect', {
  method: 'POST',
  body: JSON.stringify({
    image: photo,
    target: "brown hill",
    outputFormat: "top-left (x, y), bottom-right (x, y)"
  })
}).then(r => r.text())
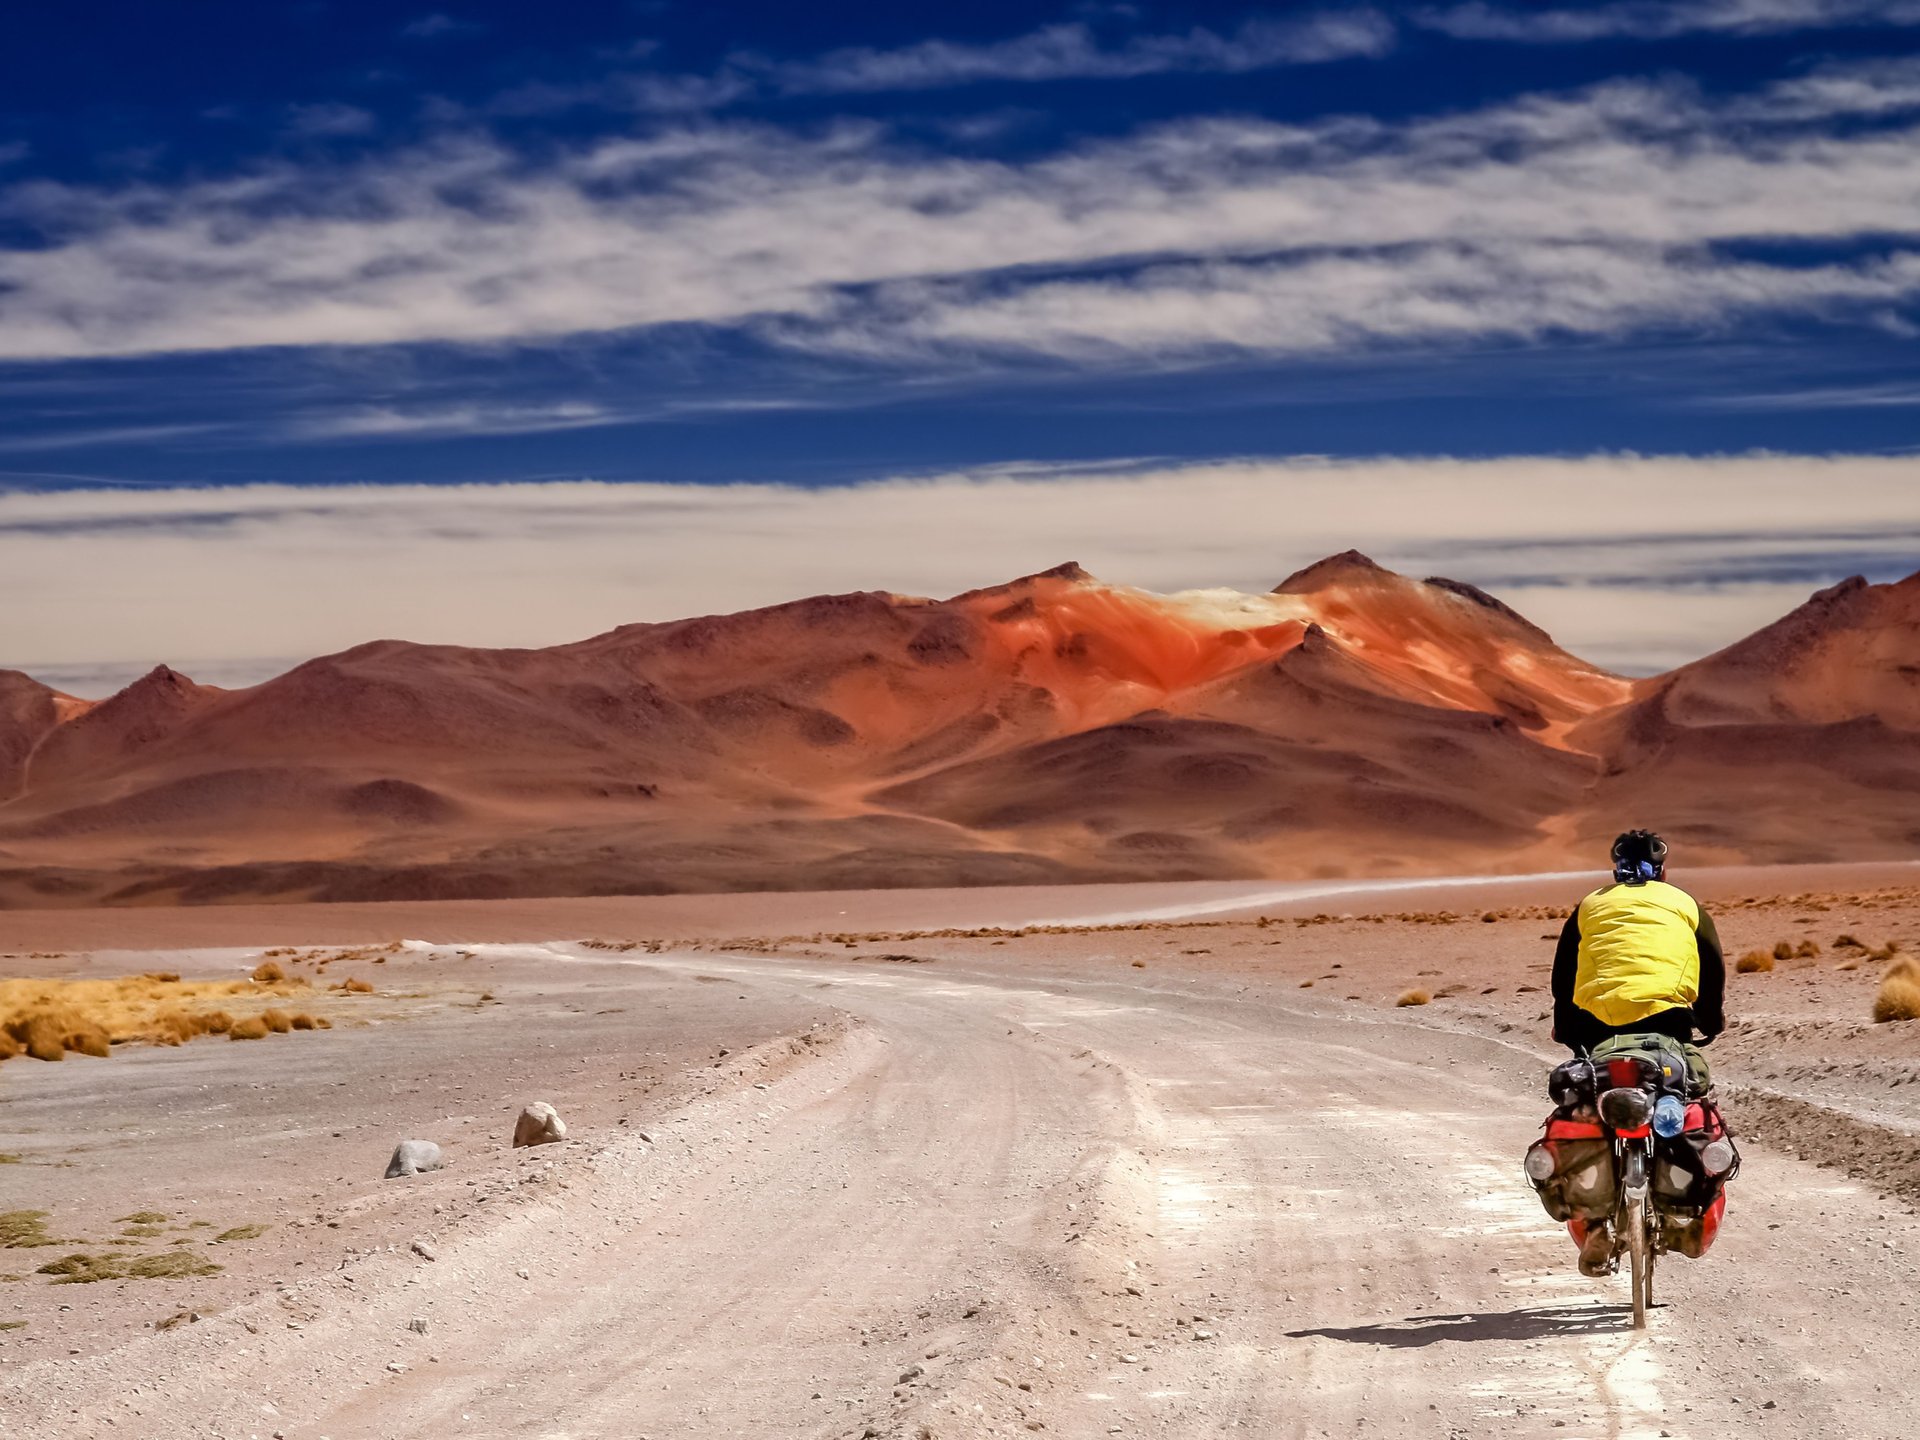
top-left (0, 559), bottom-right (1914, 907)
top-left (1570, 570), bottom-right (1920, 866)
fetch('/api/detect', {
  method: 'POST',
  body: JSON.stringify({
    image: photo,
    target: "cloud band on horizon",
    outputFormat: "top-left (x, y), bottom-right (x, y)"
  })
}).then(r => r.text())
top-left (3, 453), bottom-right (1914, 696)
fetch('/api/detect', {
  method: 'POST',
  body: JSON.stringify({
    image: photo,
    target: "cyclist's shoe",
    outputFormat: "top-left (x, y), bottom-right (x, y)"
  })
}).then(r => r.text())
top-left (1578, 1221), bottom-right (1615, 1277)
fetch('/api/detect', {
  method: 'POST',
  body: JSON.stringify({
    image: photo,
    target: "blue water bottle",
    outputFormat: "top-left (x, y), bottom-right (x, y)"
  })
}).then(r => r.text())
top-left (1652, 1093), bottom-right (1686, 1138)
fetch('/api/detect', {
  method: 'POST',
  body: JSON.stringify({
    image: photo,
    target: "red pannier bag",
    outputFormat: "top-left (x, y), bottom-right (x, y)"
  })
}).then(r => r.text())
top-left (1652, 1098), bottom-right (1738, 1257)
top-left (1524, 1114), bottom-right (1613, 1223)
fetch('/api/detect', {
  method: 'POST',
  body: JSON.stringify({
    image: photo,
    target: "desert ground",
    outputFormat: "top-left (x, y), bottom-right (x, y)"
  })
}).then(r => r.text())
top-left (4, 861), bottom-right (1920, 1438)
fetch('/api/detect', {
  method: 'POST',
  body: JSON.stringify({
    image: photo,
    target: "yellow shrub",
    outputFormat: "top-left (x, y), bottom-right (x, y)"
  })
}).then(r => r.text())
top-left (0, 975), bottom-right (322, 1064)
top-left (1736, 950), bottom-right (1774, 974)
top-left (227, 1017), bottom-right (270, 1041)
top-left (1872, 959), bottom-right (1920, 1023)
top-left (1396, 989), bottom-right (1432, 1007)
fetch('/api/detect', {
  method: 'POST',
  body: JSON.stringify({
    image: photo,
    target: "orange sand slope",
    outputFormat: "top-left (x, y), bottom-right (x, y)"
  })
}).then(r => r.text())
top-left (1, 554), bottom-right (1916, 907)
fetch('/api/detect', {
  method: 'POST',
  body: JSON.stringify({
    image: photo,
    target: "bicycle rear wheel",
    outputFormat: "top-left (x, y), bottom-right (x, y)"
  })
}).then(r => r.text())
top-left (1626, 1192), bottom-right (1650, 1329)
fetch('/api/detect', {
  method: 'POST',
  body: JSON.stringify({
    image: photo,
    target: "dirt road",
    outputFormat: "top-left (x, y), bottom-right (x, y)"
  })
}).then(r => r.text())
top-left (12, 945), bottom-right (1919, 1439)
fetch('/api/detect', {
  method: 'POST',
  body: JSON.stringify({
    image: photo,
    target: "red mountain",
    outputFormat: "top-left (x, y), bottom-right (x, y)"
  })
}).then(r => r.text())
top-left (1, 558), bottom-right (1913, 907)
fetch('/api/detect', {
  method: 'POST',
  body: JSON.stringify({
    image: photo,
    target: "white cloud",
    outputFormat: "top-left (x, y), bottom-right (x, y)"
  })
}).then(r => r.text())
top-left (1418, 0), bottom-right (1920, 42)
top-left (290, 401), bottom-right (612, 439)
top-left (3, 62), bottom-right (1920, 364)
top-left (748, 12), bottom-right (1396, 94)
top-left (2, 454), bottom-right (1913, 688)
top-left (486, 12), bottom-right (1393, 116)
top-left (0, 141), bottom-right (28, 168)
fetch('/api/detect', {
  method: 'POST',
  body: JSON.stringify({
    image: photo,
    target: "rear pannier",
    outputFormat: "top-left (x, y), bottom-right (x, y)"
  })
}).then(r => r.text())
top-left (1652, 1098), bottom-right (1740, 1213)
top-left (1524, 1116), bottom-right (1615, 1222)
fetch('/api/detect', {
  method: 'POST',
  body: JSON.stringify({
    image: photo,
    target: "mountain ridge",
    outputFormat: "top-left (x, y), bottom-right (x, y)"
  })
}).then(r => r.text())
top-left (2, 558), bottom-right (1914, 907)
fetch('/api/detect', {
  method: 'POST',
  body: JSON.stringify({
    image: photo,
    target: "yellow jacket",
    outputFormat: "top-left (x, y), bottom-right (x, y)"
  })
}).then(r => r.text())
top-left (1572, 880), bottom-right (1703, 1027)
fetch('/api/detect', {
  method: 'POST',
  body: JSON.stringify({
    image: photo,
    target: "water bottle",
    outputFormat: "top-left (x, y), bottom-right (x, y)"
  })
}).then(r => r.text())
top-left (1652, 1093), bottom-right (1686, 1138)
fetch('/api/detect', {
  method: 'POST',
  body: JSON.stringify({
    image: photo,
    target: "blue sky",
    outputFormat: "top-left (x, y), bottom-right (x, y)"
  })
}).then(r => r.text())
top-left (3, 2), bottom-right (1919, 690)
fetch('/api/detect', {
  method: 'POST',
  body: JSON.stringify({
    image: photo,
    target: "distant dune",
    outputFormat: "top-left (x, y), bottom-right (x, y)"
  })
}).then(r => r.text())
top-left (2, 553), bottom-right (1915, 907)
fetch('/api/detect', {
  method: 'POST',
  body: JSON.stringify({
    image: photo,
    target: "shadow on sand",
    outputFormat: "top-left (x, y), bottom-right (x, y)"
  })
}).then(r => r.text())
top-left (1286, 1302), bottom-right (1639, 1348)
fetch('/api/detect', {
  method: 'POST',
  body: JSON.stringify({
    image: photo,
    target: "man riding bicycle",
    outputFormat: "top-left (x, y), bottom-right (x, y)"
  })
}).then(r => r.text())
top-left (1549, 829), bottom-right (1727, 1274)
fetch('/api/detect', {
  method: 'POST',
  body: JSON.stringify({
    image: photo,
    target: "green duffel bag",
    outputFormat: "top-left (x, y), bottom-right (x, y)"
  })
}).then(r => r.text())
top-left (1590, 1031), bottom-right (1712, 1097)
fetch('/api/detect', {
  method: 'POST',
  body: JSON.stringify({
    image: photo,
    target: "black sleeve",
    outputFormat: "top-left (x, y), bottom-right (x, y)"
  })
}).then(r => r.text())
top-left (1551, 910), bottom-right (1583, 1046)
top-left (1693, 908), bottom-right (1725, 1043)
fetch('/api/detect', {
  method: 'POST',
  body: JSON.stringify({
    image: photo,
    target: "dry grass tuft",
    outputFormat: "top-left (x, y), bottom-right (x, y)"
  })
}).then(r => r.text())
top-left (333, 977), bottom-right (375, 994)
top-left (227, 1017), bottom-right (270, 1041)
top-left (260, 1008), bottom-right (292, 1034)
top-left (213, 1224), bottom-right (268, 1243)
top-left (116, 1211), bottom-right (167, 1225)
top-left (1395, 989), bottom-right (1432, 1007)
top-left (288, 1012), bottom-right (316, 1030)
top-left (249, 960), bottom-right (286, 983)
top-left (1736, 950), bottom-right (1775, 974)
top-left (0, 973), bottom-right (318, 1065)
top-left (1, 1210), bottom-right (61, 1248)
top-left (1771, 940), bottom-right (1794, 961)
top-left (1873, 957), bottom-right (1920, 1024)
top-left (38, 1250), bottom-right (221, 1283)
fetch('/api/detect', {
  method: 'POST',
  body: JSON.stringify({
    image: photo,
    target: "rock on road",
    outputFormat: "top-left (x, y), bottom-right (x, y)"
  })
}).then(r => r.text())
top-left (13, 949), bottom-right (1919, 1440)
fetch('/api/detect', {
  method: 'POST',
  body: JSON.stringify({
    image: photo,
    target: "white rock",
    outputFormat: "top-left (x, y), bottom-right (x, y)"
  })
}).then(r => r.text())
top-left (512, 1102), bottom-right (568, 1149)
top-left (385, 1141), bottom-right (444, 1179)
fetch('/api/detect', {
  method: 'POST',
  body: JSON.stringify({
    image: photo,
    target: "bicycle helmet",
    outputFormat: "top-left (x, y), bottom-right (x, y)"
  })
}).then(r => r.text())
top-left (1611, 829), bottom-right (1667, 885)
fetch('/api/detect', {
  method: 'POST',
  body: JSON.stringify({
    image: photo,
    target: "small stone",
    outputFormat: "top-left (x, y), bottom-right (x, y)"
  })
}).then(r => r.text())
top-left (512, 1102), bottom-right (568, 1149)
top-left (898, 1364), bottom-right (924, 1383)
top-left (408, 1318), bottom-right (429, 1335)
top-left (385, 1141), bottom-right (444, 1179)
top-left (410, 1240), bottom-right (437, 1262)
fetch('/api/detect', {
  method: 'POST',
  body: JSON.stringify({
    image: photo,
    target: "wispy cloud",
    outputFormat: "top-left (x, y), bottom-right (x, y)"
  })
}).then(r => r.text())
top-left (2, 455), bottom-right (1914, 686)
top-left (1417, 0), bottom-right (1920, 42)
top-left (283, 102), bottom-right (378, 139)
top-left (0, 421), bottom-right (228, 452)
top-left (5, 61), bottom-right (1920, 368)
top-left (1694, 379), bottom-right (1920, 407)
top-left (745, 12), bottom-right (1396, 94)
top-left (401, 13), bottom-right (483, 42)
top-left (290, 401), bottom-right (613, 440)
top-left (486, 12), bottom-right (1393, 116)
top-left (0, 141), bottom-right (28, 168)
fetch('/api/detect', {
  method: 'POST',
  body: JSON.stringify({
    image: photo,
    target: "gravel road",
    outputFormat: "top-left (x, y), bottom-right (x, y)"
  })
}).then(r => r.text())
top-left (11, 946), bottom-right (1919, 1440)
